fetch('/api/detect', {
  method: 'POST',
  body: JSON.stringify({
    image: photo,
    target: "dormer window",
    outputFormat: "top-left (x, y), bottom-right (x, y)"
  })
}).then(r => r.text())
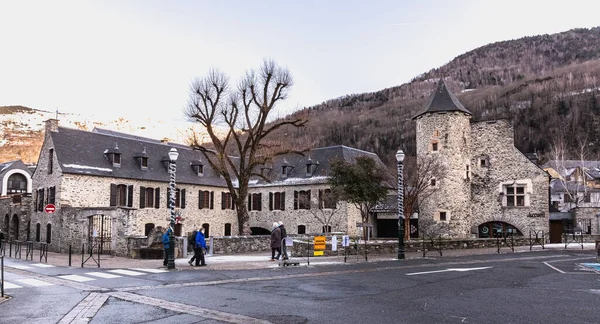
top-left (113, 153), bottom-right (121, 166)
top-left (305, 158), bottom-right (319, 176)
top-left (134, 148), bottom-right (149, 170)
top-left (191, 160), bottom-right (204, 176)
top-left (104, 143), bottom-right (121, 168)
top-left (281, 160), bottom-right (293, 177)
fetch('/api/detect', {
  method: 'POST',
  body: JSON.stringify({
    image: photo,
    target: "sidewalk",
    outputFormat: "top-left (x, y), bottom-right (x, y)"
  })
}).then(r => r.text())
top-left (4, 243), bottom-right (597, 271)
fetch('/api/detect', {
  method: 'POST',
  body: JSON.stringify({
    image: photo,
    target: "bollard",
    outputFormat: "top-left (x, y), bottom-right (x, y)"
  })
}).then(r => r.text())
top-left (1, 256), bottom-right (4, 298)
top-left (69, 245), bottom-right (72, 267)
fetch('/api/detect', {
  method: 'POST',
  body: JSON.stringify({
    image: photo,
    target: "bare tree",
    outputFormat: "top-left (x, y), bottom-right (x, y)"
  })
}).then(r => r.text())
top-left (185, 60), bottom-right (307, 235)
top-left (302, 188), bottom-right (343, 233)
top-left (402, 154), bottom-right (446, 240)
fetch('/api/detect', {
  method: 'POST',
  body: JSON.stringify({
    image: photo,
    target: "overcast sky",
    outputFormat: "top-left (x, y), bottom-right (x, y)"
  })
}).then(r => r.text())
top-left (1, 0), bottom-right (599, 124)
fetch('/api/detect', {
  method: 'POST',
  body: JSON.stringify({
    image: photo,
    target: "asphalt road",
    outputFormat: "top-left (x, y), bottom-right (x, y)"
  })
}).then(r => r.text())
top-left (1, 250), bottom-right (599, 324)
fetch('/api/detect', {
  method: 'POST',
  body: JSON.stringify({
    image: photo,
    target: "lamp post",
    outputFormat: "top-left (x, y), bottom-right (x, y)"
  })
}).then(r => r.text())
top-left (396, 149), bottom-right (405, 260)
top-left (167, 147), bottom-right (179, 269)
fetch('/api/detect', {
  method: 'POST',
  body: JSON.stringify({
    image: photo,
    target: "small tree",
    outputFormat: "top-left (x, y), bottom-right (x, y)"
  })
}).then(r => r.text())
top-left (185, 60), bottom-right (307, 235)
top-left (328, 156), bottom-right (390, 239)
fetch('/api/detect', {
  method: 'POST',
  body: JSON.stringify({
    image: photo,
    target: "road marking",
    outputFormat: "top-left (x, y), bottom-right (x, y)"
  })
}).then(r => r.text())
top-left (9, 265), bottom-right (32, 270)
top-left (86, 272), bottom-right (123, 279)
top-left (3, 281), bottom-right (23, 289)
top-left (31, 263), bottom-right (55, 268)
top-left (130, 268), bottom-right (168, 273)
top-left (58, 292), bottom-right (109, 324)
top-left (58, 275), bottom-right (96, 282)
top-left (108, 269), bottom-right (145, 276)
top-left (406, 267), bottom-right (492, 276)
top-left (543, 262), bottom-right (565, 273)
top-left (17, 278), bottom-right (54, 287)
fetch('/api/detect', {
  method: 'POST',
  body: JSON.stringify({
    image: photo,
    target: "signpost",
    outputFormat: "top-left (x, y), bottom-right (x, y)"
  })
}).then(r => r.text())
top-left (44, 204), bottom-right (56, 214)
top-left (314, 236), bottom-right (326, 256)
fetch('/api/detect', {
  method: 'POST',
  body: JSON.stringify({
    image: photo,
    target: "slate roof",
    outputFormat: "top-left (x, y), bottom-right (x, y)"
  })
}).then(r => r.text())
top-left (49, 126), bottom-right (387, 188)
top-left (542, 160), bottom-right (600, 179)
top-left (0, 160), bottom-right (33, 193)
top-left (412, 79), bottom-right (472, 119)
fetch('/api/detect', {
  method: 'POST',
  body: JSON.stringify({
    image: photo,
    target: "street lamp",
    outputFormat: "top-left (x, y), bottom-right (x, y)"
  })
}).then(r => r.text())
top-left (395, 149), bottom-right (405, 260)
top-left (167, 147), bottom-right (179, 269)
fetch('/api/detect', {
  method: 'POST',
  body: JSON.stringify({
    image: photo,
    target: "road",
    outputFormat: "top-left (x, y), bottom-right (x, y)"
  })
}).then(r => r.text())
top-left (1, 250), bottom-right (599, 323)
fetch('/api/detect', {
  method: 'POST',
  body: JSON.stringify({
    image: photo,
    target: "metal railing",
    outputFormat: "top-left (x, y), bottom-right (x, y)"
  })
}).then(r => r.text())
top-left (1, 256), bottom-right (4, 298)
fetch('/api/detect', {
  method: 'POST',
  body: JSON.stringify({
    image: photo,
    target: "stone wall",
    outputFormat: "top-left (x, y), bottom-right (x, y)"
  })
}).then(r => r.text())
top-left (415, 112), bottom-right (473, 237)
top-left (470, 120), bottom-right (549, 235)
top-left (0, 195), bottom-right (32, 241)
top-left (573, 207), bottom-right (600, 235)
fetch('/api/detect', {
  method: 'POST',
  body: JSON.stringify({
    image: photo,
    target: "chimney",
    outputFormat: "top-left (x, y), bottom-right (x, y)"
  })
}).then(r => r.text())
top-left (45, 119), bottom-right (59, 133)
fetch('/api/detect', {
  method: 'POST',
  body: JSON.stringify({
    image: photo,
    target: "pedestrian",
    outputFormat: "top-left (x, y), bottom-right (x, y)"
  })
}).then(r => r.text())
top-left (189, 227), bottom-right (207, 266)
top-left (162, 227), bottom-right (171, 267)
top-left (188, 229), bottom-right (198, 264)
top-left (0, 229), bottom-right (4, 241)
top-left (270, 222), bottom-right (282, 261)
top-left (278, 221), bottom-right (288, 260)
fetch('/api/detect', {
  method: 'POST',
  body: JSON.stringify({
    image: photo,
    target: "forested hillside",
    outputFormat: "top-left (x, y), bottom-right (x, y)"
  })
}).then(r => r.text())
top-left (274, 27), bottom-right (600, 168)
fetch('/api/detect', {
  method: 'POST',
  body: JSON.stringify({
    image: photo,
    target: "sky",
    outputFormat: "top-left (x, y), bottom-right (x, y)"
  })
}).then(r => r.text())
top-left (1, 0), bottom-right (600, 127)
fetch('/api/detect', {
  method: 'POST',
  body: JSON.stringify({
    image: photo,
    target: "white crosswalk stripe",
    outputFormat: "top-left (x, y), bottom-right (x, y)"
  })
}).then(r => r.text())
top-left (130, 268), bottom-right (168, 273)
top-left (9, 265), bottom-right (32, 270)
top-left (3, 281), bottom-right (23, 289)
top-left (107, 269), bottom-right (145, 276)
top-left (16, 278), bottom-right (54, 287)
top-left (58, 274), bottom-right (96, 282)
top-left (86, 272), bottom-right (122, 279)
top-left (31, 263), bottom-right (55, 268)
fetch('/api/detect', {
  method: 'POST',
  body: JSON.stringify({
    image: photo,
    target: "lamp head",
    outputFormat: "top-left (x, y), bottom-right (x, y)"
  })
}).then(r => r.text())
top-left (168, 148), bottom-right (179, 162)
top-left (395, 149), bottom-right (405, 162)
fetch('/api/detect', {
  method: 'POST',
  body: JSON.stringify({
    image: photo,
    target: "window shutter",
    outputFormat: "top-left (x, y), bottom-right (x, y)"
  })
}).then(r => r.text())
top-left (167, 188), bottom-right (170, 207)
top-left (181, 189), bottom-right (186, 209)
top-left (155, 188), bottom-right (160, 208)
top-left (110, 184), bottom-right (117, 207)
top-left (221, 192), bottom-right (226, 210)
top-left (248, 194), bottom-right (252, 211)
top-left (318, 189), bottom-right (323, 209)
top-left (307, 190), bottom-right (311, 210)
top-left (294, 191), bottom-right (298, 210)
top-left (198, 190), bottom-right (203, 209)
top-left (281, 192), bottom-right (286, 210)
top-left (258, 193), bottom-right (262, 211)
top-left (140, 186), bottom-right (146, 208)
top-left (44, 188), bottom-right (48, 205)
top-left (127, 185), bottom-right (134, 207)
top-left (210, 191), bottom-right (214, 209)
top-left (269, 193), bottom-right (273, 211)
top-left (48, 187), bottom-right (56, 205)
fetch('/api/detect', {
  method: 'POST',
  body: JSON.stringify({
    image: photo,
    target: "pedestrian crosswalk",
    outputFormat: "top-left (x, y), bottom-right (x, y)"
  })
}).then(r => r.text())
top-left (2, 267), bottom-right (167, 289)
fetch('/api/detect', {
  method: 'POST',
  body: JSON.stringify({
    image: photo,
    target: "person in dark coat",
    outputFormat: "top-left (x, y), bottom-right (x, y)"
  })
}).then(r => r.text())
top-left (278, 221), bottom-right (288, 260)
top-left (162, 228), bottom-right (172, 267)
top-left (270, 222), bottom-right (282, 261)
top-left (189, 227), bottom-right (207, 266)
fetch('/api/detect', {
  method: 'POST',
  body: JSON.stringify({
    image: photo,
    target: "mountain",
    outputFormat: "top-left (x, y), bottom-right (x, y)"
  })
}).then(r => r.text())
top-left (0, 106), bottom-right (207, 164)
top-left (3, 27), bottom-right (600, 168)
top-left (274, 27), bottom-right (600, 167)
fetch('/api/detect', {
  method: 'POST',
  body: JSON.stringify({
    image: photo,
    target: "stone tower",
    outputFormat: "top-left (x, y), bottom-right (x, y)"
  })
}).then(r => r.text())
top-left (413, 80), bottom-right (473, 238)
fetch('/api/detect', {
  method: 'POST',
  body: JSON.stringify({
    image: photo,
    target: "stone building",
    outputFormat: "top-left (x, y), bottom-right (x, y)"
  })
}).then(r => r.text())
top-left (0, 159), bottom-right (34, 241)
top-left (413, 80), bottom-right (550, 238)
top-left (24, 119), bottom-right (375, 255)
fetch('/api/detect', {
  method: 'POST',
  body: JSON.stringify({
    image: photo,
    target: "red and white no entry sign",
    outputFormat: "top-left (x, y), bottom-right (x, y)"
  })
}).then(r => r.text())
top-left (45, 204), bottom-right (56, 213)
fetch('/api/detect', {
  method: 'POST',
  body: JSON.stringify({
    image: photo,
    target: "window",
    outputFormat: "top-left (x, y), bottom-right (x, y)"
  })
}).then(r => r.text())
top-left (432, 142), bottom-right (438, 152)
top-left (564, 193), bottom-right (572, 203)
top-left (110, 184), bottom-right (133, 207)
top-left (506, 185), bottom-right (525, 207)
top-left (480, 159), bottom-right (487, 167)
top-left (35, 223), bottom-right (41, 242)
top-left (248, 193), bottom-right (262, 211)
top-left (282, 166), bottom-right (289, 175)
top-left (198, 190), bottom-right (214, 209)
top-left (174, 224), bottom-right (182, 236)
top-left (306, 164), bottom-right (311, 174)
top-left (141, 157), bottom-right (148, 169)
top-left (46, 224), bottom-right (52, 243)
top-left (224, 223), bottom-right (232, 236)
top-left (584, 193), bottom-right (591, 203)
top-left (7, 173), bottom-right (27, 194)
top-left (433, 129), bottom-right (440, 137)
top-left (36, 188), bottom-right (45, 211)
top-left (322, 225), bottom-right (332, 233)
top-left (167, 188), bottom-right (185, 208)
top-left (294, 190), bottom-right (311, 210)
top-left (578, 219), bottom-right (592, 234)
top-left (144, 223), bottom-right (155, 236)
top-left (269, 192), bottom-right (286, 211)
top-left (439, 212), bottom-right (447, 221)
top-left (318, 189), bottom-right (336, 209)
top-left (48, 149), bottom-right (54, 174)
top-left (430, 179), bottom-right (436, 187)
top-left (192, 162), bottom-right (204, 176)
top-left (113, 153), bottom-right (121, 166)
top-left (221, 192), bottom-right (235, 210)
top-left (298, 225), bottom-right (306, 234)
top-left (465, 165), bottom-right (470, 180)
top-left (139, 187), bottom-right (155, 209)
top-left (202, 223), bottom-right (210, 238)
top-left (48, 186), bottom-right (56, 205)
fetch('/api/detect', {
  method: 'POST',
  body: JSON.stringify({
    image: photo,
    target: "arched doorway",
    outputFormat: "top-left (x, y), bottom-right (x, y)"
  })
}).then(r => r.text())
top-left (250, 227), bottom-right (271, 235)
top-left (11, 214), bottom-right (19, 240)
top-left (3, 214), bottom-right (8, 236)
top-left (478, 221), bottom-right (522, 238)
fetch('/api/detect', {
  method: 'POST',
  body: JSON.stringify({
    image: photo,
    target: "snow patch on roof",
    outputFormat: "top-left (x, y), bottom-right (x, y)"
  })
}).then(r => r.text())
top-left (250, 176), bottom-right (329, 187)
top-left (63, 164), bottom-right (113, 172)
top-left (0, 162), bottom-right (13, 172)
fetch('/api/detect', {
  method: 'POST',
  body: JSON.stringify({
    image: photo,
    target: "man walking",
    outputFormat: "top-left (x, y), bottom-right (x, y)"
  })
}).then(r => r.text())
top-left (162, 227), bottom-right (172, 267)
top-left (270, 222), bottom-right (282, 261)
top-left (190, 227), bottom-right (207, 266)
top-left (278, 221), bottom-right (288, 260)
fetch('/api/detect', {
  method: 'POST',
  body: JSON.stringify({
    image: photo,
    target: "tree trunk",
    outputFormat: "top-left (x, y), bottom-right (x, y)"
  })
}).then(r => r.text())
top-left (236, 205), bottom-right (251, 235)
top-left (404, 217), bottom-right (410, 241)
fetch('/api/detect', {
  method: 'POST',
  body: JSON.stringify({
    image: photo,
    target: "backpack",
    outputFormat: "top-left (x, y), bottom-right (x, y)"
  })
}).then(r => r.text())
top-left (189, 230), bottom-right (197, 246)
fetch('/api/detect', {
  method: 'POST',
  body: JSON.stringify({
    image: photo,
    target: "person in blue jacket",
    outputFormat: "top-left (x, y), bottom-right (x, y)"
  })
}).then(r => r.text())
top-left (162, 227), bottom-right (172, 267)
top-left (190, 227), bottom-right (207, 266)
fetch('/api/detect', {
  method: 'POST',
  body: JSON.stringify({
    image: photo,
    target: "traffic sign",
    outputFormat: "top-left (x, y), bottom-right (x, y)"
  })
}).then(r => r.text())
top-left (45, 204), bottom-right (56, 213)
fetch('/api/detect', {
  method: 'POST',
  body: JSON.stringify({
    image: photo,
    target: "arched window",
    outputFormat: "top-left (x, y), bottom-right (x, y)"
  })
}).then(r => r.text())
top-left (11, 214), bottom-right (19, 240)
top-left (35, 223), bottom-right (41, 242)
top-left (322, 225), bottom-right (331, 233)
top-left (202, 223), bottom-right (210, 238)
top-left (297, 225), bottom-right (306, 234)
top-left (7, 173), bottom-right (27, 194)
top-left (224, 223), bottom-right (232, 236)
top-left (26, 220), bottom-right (31, 241)
top-left (144, 223), bottom-right (155, 236)
top-left (46, 224), bottom-right (52, 243)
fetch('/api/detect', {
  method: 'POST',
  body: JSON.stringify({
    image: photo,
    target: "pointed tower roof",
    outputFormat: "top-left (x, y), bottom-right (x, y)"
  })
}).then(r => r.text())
top-left (412, 79), bottom-right (472, 119)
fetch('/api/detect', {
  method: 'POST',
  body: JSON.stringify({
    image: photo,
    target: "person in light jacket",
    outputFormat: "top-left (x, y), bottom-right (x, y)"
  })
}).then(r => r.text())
top-left (270, 222), bottom-right (282, 261)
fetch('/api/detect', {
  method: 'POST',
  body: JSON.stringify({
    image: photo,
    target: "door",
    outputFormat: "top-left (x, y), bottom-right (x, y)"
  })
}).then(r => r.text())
top-left (549, 221), bottom-right (563, 243)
